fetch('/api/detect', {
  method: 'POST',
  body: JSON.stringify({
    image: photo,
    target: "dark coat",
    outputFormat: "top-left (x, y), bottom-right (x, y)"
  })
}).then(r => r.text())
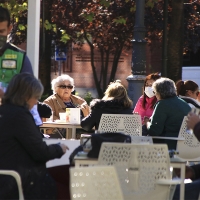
top-left (0, 103), bottom-right (64, 199)
top-left (81, 99), bottom-right (132, 131)
top-left (147, 96), bottom-right (191, 150)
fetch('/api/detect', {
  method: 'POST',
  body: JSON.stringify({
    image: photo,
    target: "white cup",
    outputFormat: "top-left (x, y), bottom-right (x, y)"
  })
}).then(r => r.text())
top-left (59, 113), bottom-right (66, 122)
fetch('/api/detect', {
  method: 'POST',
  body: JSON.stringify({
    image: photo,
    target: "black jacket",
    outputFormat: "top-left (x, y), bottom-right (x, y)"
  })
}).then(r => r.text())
top-left (0, 103), bottom-right (64, 199)
top-left (81, 99), bottom-right (132, 131)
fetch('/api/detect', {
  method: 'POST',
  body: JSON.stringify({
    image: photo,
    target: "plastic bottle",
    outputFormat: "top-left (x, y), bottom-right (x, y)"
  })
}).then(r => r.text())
top-left (66, 108), bottom-right (70, 122)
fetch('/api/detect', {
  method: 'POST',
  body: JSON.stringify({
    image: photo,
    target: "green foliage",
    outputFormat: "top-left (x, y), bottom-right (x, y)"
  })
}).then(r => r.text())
top-left (83, 92), bottom-right (93, 105)
top-left (100, 0), bottom-right (111, 7)
top-left (44, 20), bottom-right (53, 30)
top-left (60, 33), bottom-right (71, 43)
top-left (82, 13), bottom-right (94, 22)
top-left (113, 17), bottom-right (126, 25)
top-left (18, 24), bottom-right (26, 30)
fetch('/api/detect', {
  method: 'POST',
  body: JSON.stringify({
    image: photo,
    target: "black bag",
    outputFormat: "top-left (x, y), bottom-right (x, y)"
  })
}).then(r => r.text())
top-left (69, 132), bottom-right (131, 165)
top-left (87, 132), bottom-right (131, 158)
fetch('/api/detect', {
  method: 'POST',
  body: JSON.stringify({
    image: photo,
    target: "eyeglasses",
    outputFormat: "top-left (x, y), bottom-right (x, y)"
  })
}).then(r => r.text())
top-left (58, 85), bottom-right (73, 89)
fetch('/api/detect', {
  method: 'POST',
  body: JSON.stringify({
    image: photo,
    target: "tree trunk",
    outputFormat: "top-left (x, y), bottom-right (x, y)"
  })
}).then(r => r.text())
top-left (84, 32), bottom-right (103, 98)
top-left (109, 43), bottom-right (124, 83)
top-left (167, 0), bottom-right (184, 82)
top-left (39, 0), bottom-right (52, 98)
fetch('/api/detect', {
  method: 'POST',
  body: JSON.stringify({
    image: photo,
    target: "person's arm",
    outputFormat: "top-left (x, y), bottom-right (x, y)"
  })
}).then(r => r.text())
top-left (14, 110), bottom-right (67, 162)
top-left (73, 96), bottom-right (90, 117)
top-left (133, 96), bottom-right (143, 114)
top-left (21, 55), bottom-right (33, 74)
top-left (81, 110), bottom-right (98, 131)
top-left (44, 98), bottom-right (59, 120)
top-left (147, 102), bottom-right (167, 136)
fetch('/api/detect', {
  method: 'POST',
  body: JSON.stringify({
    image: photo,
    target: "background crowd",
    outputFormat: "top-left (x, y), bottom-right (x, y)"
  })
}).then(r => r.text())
top-left (1, 5), bottom-right (200, 200)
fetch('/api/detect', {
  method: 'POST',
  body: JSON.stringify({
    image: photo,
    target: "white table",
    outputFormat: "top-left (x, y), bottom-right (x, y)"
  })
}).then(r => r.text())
top-left (40, 122), bottom-right (81, 139)
top-left (44, 138), bottom-right (80, 167)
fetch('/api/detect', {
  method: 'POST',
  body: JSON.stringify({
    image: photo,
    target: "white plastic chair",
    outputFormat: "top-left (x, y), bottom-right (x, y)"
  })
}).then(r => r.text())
top-left (70, 166), bottom-right (124, 200)
top-left (98, 114), bottom-right (142, 136)
top-left (152, 116), bottom-right (200, 161)
top-left (0, 170), bottom-right (24, 200)
top-left (98, 143), bottom-right (178, 200)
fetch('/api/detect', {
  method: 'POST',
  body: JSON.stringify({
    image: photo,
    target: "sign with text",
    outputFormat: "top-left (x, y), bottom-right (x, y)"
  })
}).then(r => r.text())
top-left (55, 46), bottom-right (67, 61)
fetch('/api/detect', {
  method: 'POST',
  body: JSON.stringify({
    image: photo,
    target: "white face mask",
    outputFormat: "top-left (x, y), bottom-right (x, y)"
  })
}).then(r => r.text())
top-left (145, 87), bottom-right (155, 98)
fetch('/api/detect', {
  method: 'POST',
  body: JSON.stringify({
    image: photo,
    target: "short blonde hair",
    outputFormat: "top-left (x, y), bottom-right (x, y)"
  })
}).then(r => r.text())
top-left (102, 80), bottom-right (133, 108)
top-left (2, 73), bottom-right (43, 106)
top-left (51, 74), bottom-right (75, 94)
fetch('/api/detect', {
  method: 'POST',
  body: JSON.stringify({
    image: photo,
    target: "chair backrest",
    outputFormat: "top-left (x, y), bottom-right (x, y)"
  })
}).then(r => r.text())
top-left (70, 166), bottom-right (124, 200)
top-left (176, 116), bottom-right (200, 161)
top-left (98, 114), bottom-right (142, 136)
top-left (0, 170), bottom-right (24, 200)
top-left (98, 143), bottom-right (171, 200)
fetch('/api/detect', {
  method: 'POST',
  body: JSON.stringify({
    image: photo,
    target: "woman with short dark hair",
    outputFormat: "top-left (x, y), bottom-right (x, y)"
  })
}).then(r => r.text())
top-left (0, 73), bottom-right (68, 199)
top-left (145, 77), bottom-right (191, 150)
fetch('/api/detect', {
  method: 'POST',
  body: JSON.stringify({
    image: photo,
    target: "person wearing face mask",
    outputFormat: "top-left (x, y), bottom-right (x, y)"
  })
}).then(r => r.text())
top-left (0, 7), bottom-right (43, 127)
top-left (144, 78), bottom-right (191, 150)
top-left (133, 73), bottom-right (161, 124)
top-left (0, 6), bottom-right (33, 97)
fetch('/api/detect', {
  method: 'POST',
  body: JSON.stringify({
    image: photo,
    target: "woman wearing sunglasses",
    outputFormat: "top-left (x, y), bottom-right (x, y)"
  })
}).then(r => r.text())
top-left (44, 74), bottom-right (90, 121)
top-left (176, 80), bottom-right (200, 109)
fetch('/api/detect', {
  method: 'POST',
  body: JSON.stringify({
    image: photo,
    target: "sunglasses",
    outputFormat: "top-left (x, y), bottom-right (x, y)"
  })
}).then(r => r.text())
top-left (58, 85), bottom-right (73, 89)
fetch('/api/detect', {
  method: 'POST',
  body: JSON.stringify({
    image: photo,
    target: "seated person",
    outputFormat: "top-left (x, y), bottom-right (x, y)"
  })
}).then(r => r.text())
top-left (44, 74), bottom-right (90, 121)
top-left (81, 80), bottom-right (133, 131)
top-left (144, 77), bottom-right (191, 150)
top-left (173, 111), bottom-right (200, 200)
top-left (37, 101), bottom-right (52, 119)
top-left (0, 73), bottom-right (69, 199)
top-left (133, 72), bottom-right (161, 124)
top-left (176, 80), bottom-right (200, 109)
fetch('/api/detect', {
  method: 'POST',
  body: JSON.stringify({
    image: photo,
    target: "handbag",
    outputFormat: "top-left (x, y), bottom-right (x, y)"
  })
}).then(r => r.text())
top-left (87, 132), bottom-right (131, 158)
top-left (69, 132), bottom-right (131, 165)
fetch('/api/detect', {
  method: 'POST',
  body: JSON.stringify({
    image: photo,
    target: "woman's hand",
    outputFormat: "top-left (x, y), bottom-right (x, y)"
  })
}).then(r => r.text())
top-left (187, 112), bottom-right (200, 130)
top-left (59, 144), bottom-right (69, 153)
top-left (143, 116), bottom-right (150, 126)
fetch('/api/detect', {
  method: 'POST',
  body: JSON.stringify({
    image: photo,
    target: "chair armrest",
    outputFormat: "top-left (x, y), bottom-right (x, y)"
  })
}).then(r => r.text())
top-left (151, 136), bottom-right (185, 141)
top-left (156, 179), bottom-right (181, 185)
